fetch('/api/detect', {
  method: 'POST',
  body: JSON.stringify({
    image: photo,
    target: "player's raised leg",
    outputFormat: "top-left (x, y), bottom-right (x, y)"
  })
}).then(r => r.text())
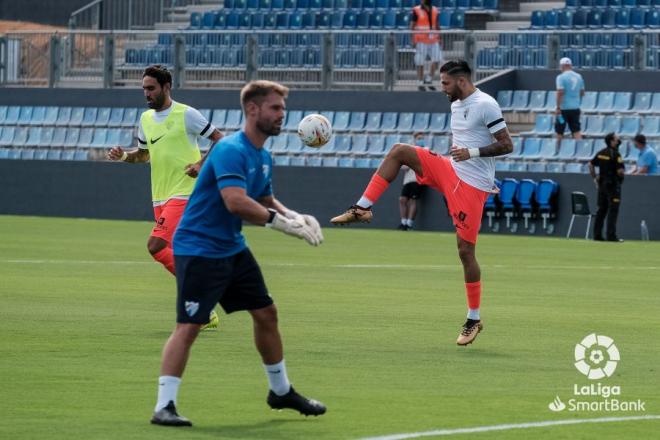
top-left (331, 143), bottom-right (423, 224)
top-left (455, 236), bottom-right (483, 346)
top-left (250, 305), bottom-right (326, 416)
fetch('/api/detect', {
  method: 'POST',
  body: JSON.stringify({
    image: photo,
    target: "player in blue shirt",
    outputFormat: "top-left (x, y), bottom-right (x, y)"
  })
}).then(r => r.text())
top-left (631, 134), bottom-right (658, 176)
top-left (150, 81), bottom-right (326, 427)
top-left (555, 57), bottom-right (585, 146)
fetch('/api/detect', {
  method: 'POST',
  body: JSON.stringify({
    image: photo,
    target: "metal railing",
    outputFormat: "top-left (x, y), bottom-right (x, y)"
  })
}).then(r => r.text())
top-left (0, 29), bottom-right (657, 89)
top-left (69, 0), bottom-right (202, 30)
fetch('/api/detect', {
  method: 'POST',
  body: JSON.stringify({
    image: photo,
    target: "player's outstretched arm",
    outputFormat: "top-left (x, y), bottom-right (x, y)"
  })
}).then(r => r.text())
top-left (107, 146), bottom-right (149, 163)
top-left (222, 188), bottom-right (321, 246)
top-left (450, 128), bottom-right (513, 162)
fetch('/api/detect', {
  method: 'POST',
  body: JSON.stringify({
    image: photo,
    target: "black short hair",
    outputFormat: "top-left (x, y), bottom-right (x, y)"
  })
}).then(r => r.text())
top-left (633, 134), bottom-right (647, 145)
top-left (439, 60), bottom-right (472, 79)
top-left (604, 132), bottom-right (617, 147)
top-left (143, 65), bottom-right (172, 88)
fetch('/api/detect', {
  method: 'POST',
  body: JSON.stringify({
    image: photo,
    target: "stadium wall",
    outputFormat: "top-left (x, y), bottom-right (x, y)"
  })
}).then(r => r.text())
top-left (1, 159), bottom-right (659, 241)
top-left (0, 1), bottom-right (89, 26)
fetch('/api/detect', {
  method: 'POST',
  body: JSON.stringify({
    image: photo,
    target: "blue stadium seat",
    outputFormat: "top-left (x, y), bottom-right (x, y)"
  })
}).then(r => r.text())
top-left (429, 113), bottom-right (447, 133)
top-left (122, 108), bottom-right (139, 127)
top-left (545, 10), bottom-right (559, 28)
top-left (484, 0), bottom-right (498, 8)
top-left (46, 149), bottom-right (63, 160)
top-left (351, 135), bottom-right (368, 154)
top-left (90, 128), bottom-right (108, 148)
top-left (33, 148), bottom-right (48, 160)
top-left (529, 114), bottom-right (554, 136)
top-left (13, 127), bottom-right (28, 146)
top-left (345, 112), bottom-right (365, 131)
top-left (530, 10), bottom-right (544, 28)
top-left (546, 163), bottom-right (564, 173)
top-left (60, 149), bottom-right (75, 161)
top-left (358, 112), bottom-right (379, 132)
top-left (641, 116), bottom-right (660, 137)
top-left (558, 139), bottom-right (577, 159)
top-left (334, 135), bottom-right (352, 153)
top-left (69, 107), bottom-right (84, 126)
top-left (495, 161), bottom-right (512, 172)
top-left (338, 157), bottom-right (356, 167)
top-left (322, 157), bottom-right (339, 167)
top-left (273, 155), bottom-right (291, 166)
top-left (39, 127), bottom-right (55, 147)
top-left (648, 10), bottom-right (660, 28)
top-left (522, 138), bottom-right (542, 159)
top-left (354, 158), bottom-right (372, 168)
top-left (356, 10), bottom-right (371, 28)
top-left (539, 137), bottom-right (557, 159)
top-left (17, 106), bottom-right (33, 125)
top-left (4, 106), bottom-right (20, 125)
top-left (439, 10), bottom-right (452, 28)
top-left (616, 8), bottom-right (631, 27)
top-left (619, 117), bottom-right (641, 137)
top-left (559, 9), bottom-right (574, 28)
top-left (0, 127), bottom-right (14, 148)
top-left (109, 108), bottom-right (124, 126)
top-left (497, 90), bottom-right (513, 110)
top-left (587, 9), bottom-right (603, 28)
top-left (367, 135), bottom-right (386, 156)
top-left (105, 128), bottom-right (120, 147)
top-left (450, 10), bottom-right (465, 28)
top-left (509, 137), bottom-right (523, 158)
top-left (581, 91), bottom-right (598, 112)
top-left (383, 9), bottom-right (397, 28)
top-left (575, 139), bottom-right (594, 160)
top-left (631, 8), bottom-right (646, 28)
top-left (51, 128), bottom-right (66, 147)
top-left (412, 113), bottom-right (430, 132)
top-left (225, 109), bottom-right (243, 130)
top-left (602, 8), bottom-right (617, 28)
top-left (544, 92), bottom-right (557, 112)
top-left (28, 106), bottom-right (46, 126)
top-left (78, 128), bottom-right (94, 147)
top-left (602, 115), bottom-right (621, 134)
top-left (397, 112), bottom-right (414, 132)
top-left (20, 148), bottom-right (36, 160)
top-left (73, 150), bottom-right (89, 161)
top-left (499, 178), bottom-right (519, 227)
top-left (189, 12), bottom-right (202, 29)
top-left (380, 112), bottom-right (398, 132)
top-left (510, 90), bottom-right (530, 111)
top-left (583, 115), bottom-right (605, 135)
top-left (516, 180), bottom-right (538, 228)
top-left (628, 92), bottom-right (651, 113)
top-left (7, 148), bottom-right (21, 159)
top-left (528, 90), bottom-right (547, 112)
top-left (333, 111), bottom-right (350, 130)
top-left (24, 127), bottom-right (42, 147)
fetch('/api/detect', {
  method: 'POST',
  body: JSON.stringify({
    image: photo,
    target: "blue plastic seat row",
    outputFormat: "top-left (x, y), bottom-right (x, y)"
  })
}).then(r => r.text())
top-left (476, 47), bottom-right (548, 69)
top-left (565, 0), bottom-right (659, 8)
top-left (197, 0), bottom-right (496, 13)
top-left (0, 147), bottom-right (90, 161)
top-left (530, 7), bottom-right (659, 28)
top-left (0, 126), bottom-right (134, 149)
top-left (0, 106), bottom-right (140, 127)
top-left (498, 90), bottom-right (660, 114)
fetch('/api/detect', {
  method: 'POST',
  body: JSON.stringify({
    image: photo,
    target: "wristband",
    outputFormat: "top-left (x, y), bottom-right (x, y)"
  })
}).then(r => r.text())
top-left (468, 148), bottom-right (480, 159)
top-left (265, 208), bottom-right (277, 227)
top-left (121, 151), bottom-right (128, 161)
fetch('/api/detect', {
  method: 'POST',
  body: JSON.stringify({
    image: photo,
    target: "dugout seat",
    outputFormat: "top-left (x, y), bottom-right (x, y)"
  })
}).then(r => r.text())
top-left (499, 178), bottom-right (519, 230)
top-left (536, 179), bottom-right (559, 232)
top-left (567, 191), bottom-right (594, 239)
top-left (516, 179), bottom-right (538, 231)
top-left (483, 178), bottom-right (502, 231)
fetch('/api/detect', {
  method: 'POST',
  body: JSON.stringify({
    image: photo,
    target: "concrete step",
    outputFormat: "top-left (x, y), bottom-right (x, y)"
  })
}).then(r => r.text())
top-left (154, 22), bottom-right (185, 30)
top-left (499, 11), bottom-right (532, 20)
top-left (519, 1), bottom-right (563, 12)
top-left (486, 20), bottom-right (529, 30)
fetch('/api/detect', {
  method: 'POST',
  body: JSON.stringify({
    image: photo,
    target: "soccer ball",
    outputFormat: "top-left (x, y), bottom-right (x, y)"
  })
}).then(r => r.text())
top-left (297, 114), bottom-right (332, 148)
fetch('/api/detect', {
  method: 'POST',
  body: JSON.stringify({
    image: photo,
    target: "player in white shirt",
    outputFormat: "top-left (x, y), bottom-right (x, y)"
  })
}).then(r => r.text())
top-left (331, 60), bottom-right (513, 346)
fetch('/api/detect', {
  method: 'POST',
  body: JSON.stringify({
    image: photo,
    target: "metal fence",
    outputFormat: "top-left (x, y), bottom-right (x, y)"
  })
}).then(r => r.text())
top-left (0, 30), bottom-right (657, 89)
top-left (69, 0), bottom-right (202, 30)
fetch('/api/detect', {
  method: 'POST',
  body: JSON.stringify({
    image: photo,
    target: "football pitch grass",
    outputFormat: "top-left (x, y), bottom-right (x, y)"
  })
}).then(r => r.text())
top-left (1, 215), bottom-right (659, 440)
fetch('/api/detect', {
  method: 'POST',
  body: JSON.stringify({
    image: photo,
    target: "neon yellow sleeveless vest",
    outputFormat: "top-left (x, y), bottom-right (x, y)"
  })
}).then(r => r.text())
top-left (140, 102), bottom-right (201, 203)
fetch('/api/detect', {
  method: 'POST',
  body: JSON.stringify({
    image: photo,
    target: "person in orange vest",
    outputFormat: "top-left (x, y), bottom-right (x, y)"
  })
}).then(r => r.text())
top-left (410, 0), bottom-right (443, 91)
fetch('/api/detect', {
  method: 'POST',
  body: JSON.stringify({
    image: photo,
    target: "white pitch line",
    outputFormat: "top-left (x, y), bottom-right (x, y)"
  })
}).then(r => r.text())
top-left (357, 415), bottom-right (660, 440)
top-left (2, 260), bottom-right (659, 271)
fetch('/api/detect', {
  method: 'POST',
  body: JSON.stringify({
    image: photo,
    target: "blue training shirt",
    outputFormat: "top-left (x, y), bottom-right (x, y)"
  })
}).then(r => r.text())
top-left (556, 70), bottom-right (585, 110)
top-left (637, 146), bottom-right (658, 175)
top-left (173, 131), bottom-right (273, 258)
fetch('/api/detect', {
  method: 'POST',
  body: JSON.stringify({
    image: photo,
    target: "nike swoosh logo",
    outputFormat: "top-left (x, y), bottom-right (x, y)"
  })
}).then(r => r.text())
top-left (150, 134), bottom-right (165, 144)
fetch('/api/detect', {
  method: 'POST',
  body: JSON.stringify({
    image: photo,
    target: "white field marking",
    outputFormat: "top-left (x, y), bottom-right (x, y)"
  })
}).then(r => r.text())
top-left (2, 260), bottom-right (660, 271)
top-left (357, 415), bottom-right (660, 440)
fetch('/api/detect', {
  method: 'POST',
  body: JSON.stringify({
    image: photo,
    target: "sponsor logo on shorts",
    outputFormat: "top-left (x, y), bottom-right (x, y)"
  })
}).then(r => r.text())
top-left (454, 211), bottom-right (470, 230)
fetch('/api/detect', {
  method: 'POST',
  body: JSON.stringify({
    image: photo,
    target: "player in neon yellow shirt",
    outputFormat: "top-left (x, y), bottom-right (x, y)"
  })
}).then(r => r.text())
top-left (108, 65), bottom-right (223, 328)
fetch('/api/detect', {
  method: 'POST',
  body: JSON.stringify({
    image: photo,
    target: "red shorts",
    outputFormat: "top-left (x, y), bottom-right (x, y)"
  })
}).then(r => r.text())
top-left (151, 199), bottom-right (187, 243)
top-left (414, 147), bottom-right (489, 244)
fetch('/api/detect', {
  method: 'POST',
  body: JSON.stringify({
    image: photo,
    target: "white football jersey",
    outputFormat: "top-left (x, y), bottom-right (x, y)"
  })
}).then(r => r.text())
top-left (449, 88), bottom-right (506, 192)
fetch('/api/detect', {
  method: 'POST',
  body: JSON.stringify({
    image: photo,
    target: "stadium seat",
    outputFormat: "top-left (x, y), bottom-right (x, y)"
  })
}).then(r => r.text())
top-left (528, 162), bottom-right (546, 172)
top-left (516, 179), bottom-right (537, 228)
top-left (0, 127), bottom-right (15, 147)
top-left (431, 136), bottom-right (450, 154)
top-left (380, 112), bottom-right (398, 132)
top-left (495, 161), bottom-right (512, 172)
top-left (73, 150), bottom-right (89, 161)
top-left (64, 128), bottom-right (81, 148)
top-left (631, 92), bottom-right (652, 112)
top-left (587, 9), bottom-right (603, 28)
top-left (509, 137), bottom-right (524, 158)
top-left (333, 111), bottom-right (350, 130)
top-left (225, 109), bottom-right (243, 130)
top-left (546, 162), bottom-right (564, 173)
top-left (641, 116), bottom-right (660, 137)
top-left (539, 138), bottom-right (557, 159)
top-left (33, 149), bottom-right (48, 160)
top-left (412, 113), bottom-right (430, 132)
top-left (567, 191), bottom-right (593, 238)
top-left (367, 135), bottom-right (386, 156)
top-left (7, 148), bottom-right (21, 160)
top-left (17, 106), bottom-right (34, 125)
top-left (631, 8), bottom-right (646, 28)
top-left (90, 128), bottom-right (108, 148)
top-left (535, 179), bottom-right (559, 230)
top-left (602, 115), bottom-right (621, 134)
top-left (522, 137), bottom-right (542, 159)
top-left (429, 113), bottom-right (448, 133)
top-left (39, 127), bottom-right (55, 147)
top-left (334, 134), bottom-right (352, 153)
top-left (29, 106), bottom-right (47, 126)
top-left (0, 147), bottom-right (10, 159)
top-left (122, 108), bottom-right (139, 127)
top-left (528, 90), bottom-right (547, 112)
top-left (527, 114), bottom-right (554, 136)
top-left (596, 92), bottom-right (615, 112)
top-left (351, 134), bottom-right (368, 154)
top-left (397, 112), bottom-right (414, 132)
top-left (510, 90), bottom-right (530, 112)
top-left (545, 10), bottom-right (559, 28)
top-left (620, 116), bottom-right (641, 137)
top-left (338, 157), bottom-right (355, 167)
top-left (354, 158), bottom-right (372, 168)
top-left (575, 139), bottom-right (594, 160)
top-left (20, 148), bottom-right (36, 160)
top-left (50, 127), bottom-right (66, 147)
top-left (499, 178), bottom-right (519, 229)
top-left (24, 127), bottom-right (42, 147)
top-left (4, 106), bottom-right (20, 125)
top-left (363, 112), bottom-right (382, 131)
top-left (581, 91), bottom-right (598, 112)
top-left (450, 11), bottom-right (465, 28)
top-left (347, 112), bottom-right (367, 131)
top-left (558, 139), bottom-right (577, 159)
top-left (583, 115), bottom-right (605, 136)
top-left (323, 157), bottom-right (339, 167)
top-left (13, 127), bottom-right (28, 146)
top-left (81, 107), bottom-right (98, 126)
top-left (46, 149), bottom-right (63, 160)
top-left (497, 90), bottom-right (513, 110)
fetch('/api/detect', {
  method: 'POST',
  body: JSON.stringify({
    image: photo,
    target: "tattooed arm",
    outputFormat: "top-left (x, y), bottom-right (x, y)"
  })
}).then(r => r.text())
top-left (450, 127), bottom-right (513, 162)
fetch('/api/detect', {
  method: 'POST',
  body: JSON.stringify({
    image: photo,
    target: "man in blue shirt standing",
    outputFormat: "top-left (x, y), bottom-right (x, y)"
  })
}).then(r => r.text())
top-left (630, 134), bottom-right (658, 175)
top-left (150, 80), bottom-right (326, 427)
top-left (555, 57), bottom-right (585, 146)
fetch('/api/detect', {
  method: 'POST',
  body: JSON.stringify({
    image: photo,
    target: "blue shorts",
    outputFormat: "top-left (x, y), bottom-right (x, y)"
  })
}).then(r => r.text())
top-left (174, 249), bottom-right (273, 324)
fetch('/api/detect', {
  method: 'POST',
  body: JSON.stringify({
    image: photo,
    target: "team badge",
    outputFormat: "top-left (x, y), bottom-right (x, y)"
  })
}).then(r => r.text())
top-left (185, 301), bottom-right (199, 317)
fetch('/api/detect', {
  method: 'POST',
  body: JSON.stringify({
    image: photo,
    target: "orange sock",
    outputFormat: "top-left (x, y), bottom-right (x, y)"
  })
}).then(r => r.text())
top-left (465, 281), bottom-right (481, 310)
top-left (153, 247), bottom-right (175, 275)
top-left (361, 173), bottom-right (390, 206)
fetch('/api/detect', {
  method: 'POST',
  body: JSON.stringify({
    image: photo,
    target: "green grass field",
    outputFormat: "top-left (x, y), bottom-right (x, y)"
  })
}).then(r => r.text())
top-left (1, 215), bottom-right (659, 440)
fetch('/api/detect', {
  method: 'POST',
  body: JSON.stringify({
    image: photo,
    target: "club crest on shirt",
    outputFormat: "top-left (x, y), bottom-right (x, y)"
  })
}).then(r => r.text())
top-left (262, 164), bottom-right (270, 178)
top-left (463, 109), bottom-right (469, 119)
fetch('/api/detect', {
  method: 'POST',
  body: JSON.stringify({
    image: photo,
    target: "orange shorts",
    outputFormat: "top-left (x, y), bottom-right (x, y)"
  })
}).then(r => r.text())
top-left (414, 147), bottom-right (489, 244)
top-left (151, 199), bottom-right (188, 243)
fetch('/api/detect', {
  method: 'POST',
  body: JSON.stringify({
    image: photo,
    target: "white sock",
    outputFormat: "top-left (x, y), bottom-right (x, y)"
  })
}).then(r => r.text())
top-left (356, 196), bottom-right (373, 209)
top-left (406, 218), bottom-right (414, 227)
top-left (401, 218), bottom-right (407, 225)
top-left (467, 308), bottom-right (480, 321)
top-left (264, 360), bottom-right (291, 396)
top-left (155, 376), bottom-right (181, 411)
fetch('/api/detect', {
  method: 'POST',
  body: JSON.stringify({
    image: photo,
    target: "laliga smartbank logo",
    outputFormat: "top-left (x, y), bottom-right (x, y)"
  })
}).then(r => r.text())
top-left (548, 333), bottom-right (646, 413)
